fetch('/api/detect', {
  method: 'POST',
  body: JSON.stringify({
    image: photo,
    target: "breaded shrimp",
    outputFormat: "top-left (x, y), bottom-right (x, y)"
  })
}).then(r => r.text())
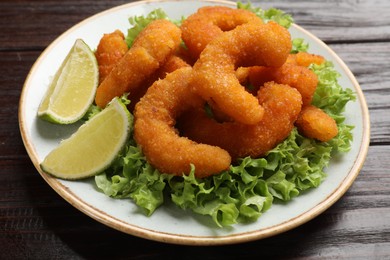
top-left (95, 30), bottom-right (128, 83)
top-left (248, 63), bottom-right (318, 106)
top-left (94, 19), bottom-right (182, 108)
top-left (295, 105), bottom-right (338, 142)
top-left (191, 21), bottom-right (292, 125)
top-left (134, 67), bottom-right (231, 178)
top-left (288, 52), bottom-right (326, 67)
top-left (178, 82), bottom-right (302, 160)
top-left (127, 55), bottom-right (191, 112)
top-left (181, 6), bottom-right (260, 61)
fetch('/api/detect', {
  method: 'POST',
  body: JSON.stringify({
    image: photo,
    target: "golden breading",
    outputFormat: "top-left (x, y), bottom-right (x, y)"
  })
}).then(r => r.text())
top-left (288, 52), bottom-right (326, 67)
top-left (178, 82), bottom-right (302, 160)
top-left (127, 55), bottom-right (191, 112)
top-left (295, 105), bottom-right (338, 142)
top-left (94, 19), bottom-right (181, 108)
top-left (95, 30), bottom-right (128, 83)
top-left (248, 63), bottom-right (319, 106)
top-left (134, 67), bottom-right (231, 178)
top-left (191, 21), bottom-right (292, 125)
top-left (181, 6), bottom-right (259, 61)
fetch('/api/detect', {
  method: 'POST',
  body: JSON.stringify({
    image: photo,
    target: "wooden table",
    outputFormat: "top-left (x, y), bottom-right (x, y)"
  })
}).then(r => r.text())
top-left (2, 0), bottom-right (389, 258)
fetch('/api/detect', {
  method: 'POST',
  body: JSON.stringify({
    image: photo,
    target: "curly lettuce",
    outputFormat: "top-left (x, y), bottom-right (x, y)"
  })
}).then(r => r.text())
top-left (237, 1), bottom-right (293, 29)
top-left (94, 3), bottom-right (356, 227)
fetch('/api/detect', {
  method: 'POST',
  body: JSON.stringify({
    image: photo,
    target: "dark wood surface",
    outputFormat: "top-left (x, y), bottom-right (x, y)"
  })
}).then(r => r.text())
top-left (1, 0), bottom-right (389, 258)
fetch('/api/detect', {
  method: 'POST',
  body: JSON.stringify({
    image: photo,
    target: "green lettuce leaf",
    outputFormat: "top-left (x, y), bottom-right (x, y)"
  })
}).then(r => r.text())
top-left (168, 160), bottom-right (273, 227)
top-left (237, 1), bottom-right (294, 29)
top-left (95, 142), bottom-right (173, 216)
top-left (311, 61), bottom-right (356, 152)
top-left (291, 38), bottom-right (310, 53)
top-left (82, 104), bottom-right (102, 121)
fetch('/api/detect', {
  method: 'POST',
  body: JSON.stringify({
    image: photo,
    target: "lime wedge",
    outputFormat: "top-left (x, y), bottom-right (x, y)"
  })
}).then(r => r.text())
top-left (38, 39), bottom-right (98, 124)
top-left (40, 98), bottom-right (132, 179)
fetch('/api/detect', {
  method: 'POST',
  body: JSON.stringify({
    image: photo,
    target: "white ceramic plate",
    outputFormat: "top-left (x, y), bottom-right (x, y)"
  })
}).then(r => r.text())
top-left (19, 0), bottom-right (370, 245)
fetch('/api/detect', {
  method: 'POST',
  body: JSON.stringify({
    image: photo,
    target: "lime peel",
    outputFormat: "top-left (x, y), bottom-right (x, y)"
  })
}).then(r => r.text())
top-left (40, 98), bottom-right (132, 179)
top-left (38, 39), bottom-right (99, 124)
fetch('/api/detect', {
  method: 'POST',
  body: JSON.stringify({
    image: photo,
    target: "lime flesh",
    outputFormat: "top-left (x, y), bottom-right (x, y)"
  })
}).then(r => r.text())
top-left (40, 98), bottom-right (132, 179)
top-left (38, 39), bottom-right (99, 124)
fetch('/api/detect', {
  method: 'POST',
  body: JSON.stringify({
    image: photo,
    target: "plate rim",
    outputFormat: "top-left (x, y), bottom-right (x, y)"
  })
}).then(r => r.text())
top-left (18, 0), bottom-right (370, 245)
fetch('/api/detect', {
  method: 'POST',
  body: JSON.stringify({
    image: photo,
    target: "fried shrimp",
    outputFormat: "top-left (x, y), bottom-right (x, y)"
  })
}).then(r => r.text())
top-left (295, 105), bottom-right (338, 142)
top-left (247, 63), bottom-right (318, 106)
top-left (95, 30), bottom-right (128, 83)
top-left (127, 55), bottom-right (190, 112)
top-left (179, 82), bottom-right (302, 160)
top-left (181, 6), bottom-right (260, 60)
top-left (191, 21), bottom-right (292, 125)
top-left (94, 19), bottom-right (181, 108)
top-left (287, 52), bottom-right (326, 67)
top-left (134, 67), bottom-right (231, 178)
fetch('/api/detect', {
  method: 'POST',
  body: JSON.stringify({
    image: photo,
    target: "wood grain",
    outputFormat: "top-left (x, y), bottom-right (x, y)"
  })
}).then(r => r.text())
top-left (258, 0), bottom-right (390, 42)
top-left (1, 0), bottom-right (389, 258)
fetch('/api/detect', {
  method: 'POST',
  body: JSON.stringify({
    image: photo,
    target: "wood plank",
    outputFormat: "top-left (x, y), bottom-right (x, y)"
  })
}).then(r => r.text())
top-left (340, 145), bottom-right (390, 202)
top-left (0, 0), bottom-right (127, 50)
top-left (329, 42), bottom-right (390, 97)
top-left (328, 42), bottom-right (390, 144)
top-left (367, 108), bottom-right (390, 144)
top-left (1, 0), bottom-right (390, 50)
top-left (0, 51), bottom-right (39, 158)
top-left (256, 0), bottom-right (390, 42)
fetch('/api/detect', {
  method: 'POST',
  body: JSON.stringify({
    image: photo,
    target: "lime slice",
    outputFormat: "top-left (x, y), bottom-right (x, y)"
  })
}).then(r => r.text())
top-left (38, 39), bottom-right (98, 124)
top-left (40, 98), bottom-right (132, 179)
